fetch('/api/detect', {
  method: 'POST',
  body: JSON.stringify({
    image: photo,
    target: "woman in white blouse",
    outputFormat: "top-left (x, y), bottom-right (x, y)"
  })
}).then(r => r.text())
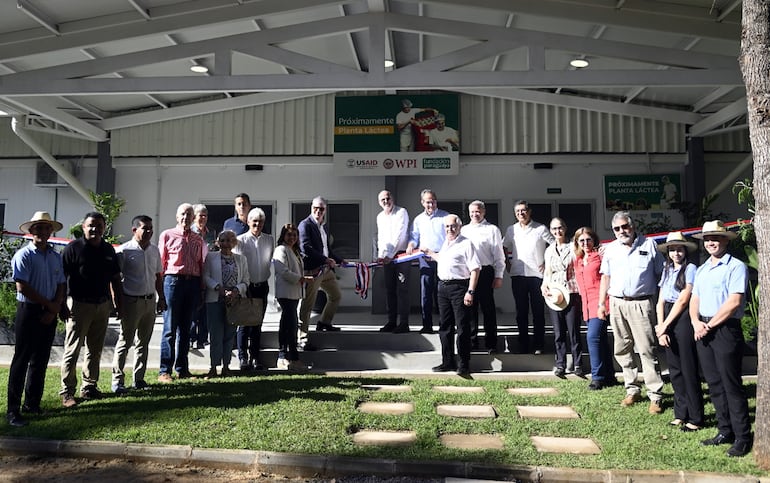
top-left (272, 223), bottom-right (312, 370)
top-left (541, 217), bottom-right (584, 378)
top-left (203, 230), bottom-right (249, 378)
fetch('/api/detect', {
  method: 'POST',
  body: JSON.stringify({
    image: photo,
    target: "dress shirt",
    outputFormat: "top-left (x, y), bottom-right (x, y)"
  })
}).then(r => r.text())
top-left (574, 251), bottom-right (604, 321)
top-left (460, 219), bottom-right (505, 278)
top-left (377, 205), bottom-right (410, 259)
top-left (117, 239), bottom-right (162, 296)
top-left (314, 218), bottom-right (329, 258)
top-left (658, 263), bottom-right (696, 304)
top-left (437, 235), bottom-right (480, 281)
top-left (158, 226), bottom-right (207, 276)
top-left (692, 254), bottom-right (747, 318)
top-left (600, 234), bottom-right (663, 298)
top-left (11, 242), bottom-right (65, 302)
top-left (409, 208), bottom-right (449, 252)
top-left (503, 221), bottom-right (554, 278)
top-left (235, 231), bottom-right (274, 283)
top-left (223, 216), bottom-right (249, 236)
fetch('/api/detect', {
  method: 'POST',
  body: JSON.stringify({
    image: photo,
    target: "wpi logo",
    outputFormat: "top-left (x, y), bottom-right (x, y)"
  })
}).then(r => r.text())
top-left (383, 158), bottom-right (394, 169)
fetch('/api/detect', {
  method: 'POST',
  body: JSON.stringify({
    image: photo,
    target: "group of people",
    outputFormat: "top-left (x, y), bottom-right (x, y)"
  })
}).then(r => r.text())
top-left (6, 196), bottom-right (755, 457)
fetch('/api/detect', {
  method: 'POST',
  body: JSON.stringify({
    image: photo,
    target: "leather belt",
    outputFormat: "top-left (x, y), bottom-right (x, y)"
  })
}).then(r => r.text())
top-left (126, 294), bottom-right (155, 300)
top-left (613, 295), bottom-right (652, 301)
top-left (701, 316), bottom-right (713, 323)
top-left (439, 279), bottom-right (469, 286)
top-left (165, 274), bottom-right (199, 280)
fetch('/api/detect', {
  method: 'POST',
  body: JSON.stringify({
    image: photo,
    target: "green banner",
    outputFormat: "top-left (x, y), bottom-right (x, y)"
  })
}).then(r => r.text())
top-left (604, 174), bottom-right (681, 211)
top-left (334, 94), bottom-right (460, 153)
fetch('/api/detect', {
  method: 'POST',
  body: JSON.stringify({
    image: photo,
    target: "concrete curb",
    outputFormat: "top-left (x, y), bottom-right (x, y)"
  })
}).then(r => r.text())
top-left (0, 437), bottom-right (763, 482)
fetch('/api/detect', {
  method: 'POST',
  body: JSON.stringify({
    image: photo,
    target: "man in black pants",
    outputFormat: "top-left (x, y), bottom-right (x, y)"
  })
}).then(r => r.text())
top-left (7, 212), bottom-right (67, 426)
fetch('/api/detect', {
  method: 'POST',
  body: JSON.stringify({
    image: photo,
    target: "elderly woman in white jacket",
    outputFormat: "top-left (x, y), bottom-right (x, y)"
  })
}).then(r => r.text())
top-left (272, 223), bottom-right (312, 370)
top-left (203, 230), bottom-right (250, 378)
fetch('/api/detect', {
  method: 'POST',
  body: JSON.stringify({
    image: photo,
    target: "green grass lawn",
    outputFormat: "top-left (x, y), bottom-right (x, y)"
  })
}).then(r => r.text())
top-left (0, 369), bottom-right (764, 476)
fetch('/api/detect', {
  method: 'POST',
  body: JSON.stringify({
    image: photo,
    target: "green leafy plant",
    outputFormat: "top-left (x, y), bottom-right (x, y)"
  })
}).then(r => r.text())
top-left (672, 193), bottom-right (726, 228)
top-left (68, 191), bottom-right (127, 244)
top-left (0, 228), bottom-right (23, 325)
top-left (632, 213), bottom-right (672, 234)
top-left (732, 179), bottom-right (757, 342)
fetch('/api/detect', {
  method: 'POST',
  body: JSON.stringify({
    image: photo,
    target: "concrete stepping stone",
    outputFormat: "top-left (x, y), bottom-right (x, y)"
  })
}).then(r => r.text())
top-left (433, 385), bottom-right (484, 394)
top-left (361, 384), bottom-right (412, 393)
top-left (440, 433), bottom-right (504, 450)
top-left (353, 430), bottom-right (417, 446)
top-left (436, 404), bottom-right (496, 418)
top-left (517, 406), bottom-right (579, 419)
top-left (530, 436), bottom-right (601, 454)
top-left (357, 401), bottom-right (414, 415)
top-left (507, 387), bottom-right (558, 397)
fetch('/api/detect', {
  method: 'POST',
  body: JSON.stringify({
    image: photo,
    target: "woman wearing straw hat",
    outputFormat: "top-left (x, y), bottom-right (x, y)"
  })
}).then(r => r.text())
top-left (690, 220), bottom-right (752, 457)
top-left (655, 232), bottom-right (703, 432)
top-left (541, 218), bottom-right (583, 379)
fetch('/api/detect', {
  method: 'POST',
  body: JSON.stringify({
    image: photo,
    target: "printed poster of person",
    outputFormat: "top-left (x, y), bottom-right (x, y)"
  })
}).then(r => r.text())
top-left (604, 174), bottom-right (682, 212)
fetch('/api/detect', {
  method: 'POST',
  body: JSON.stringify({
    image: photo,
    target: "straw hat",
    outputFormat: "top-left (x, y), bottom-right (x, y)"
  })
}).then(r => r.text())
top-left (544, 283), bottom-right (570, 312)
top-left (657, 231), bottom-right (697, 252)
top-left (19, 211), bottom-right (63, 234)
top-left (691, 220), bottom-right (737, 240)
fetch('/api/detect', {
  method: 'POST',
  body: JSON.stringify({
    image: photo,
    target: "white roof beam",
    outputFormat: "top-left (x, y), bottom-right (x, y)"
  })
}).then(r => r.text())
top-left (16, 0), bottom-right (59, 36)
top-left (491, 13), bottom-right (515, 71)
top-left (101, 91), bottom-right (334, 130)
top-left (2, 96), bottom-right (107, 141)
top-left (457, 87), bottom-right (701, 124)
top-left (692, 86), bottom-right (735, 113)
top-left (716, 0), bottom-right (742, 22)
top-left (689, 97), bottom-right (747, 136)
top-left (126, 0), bottom-right (152, 20)
top-left (623, 37), bottom-right (701, 103)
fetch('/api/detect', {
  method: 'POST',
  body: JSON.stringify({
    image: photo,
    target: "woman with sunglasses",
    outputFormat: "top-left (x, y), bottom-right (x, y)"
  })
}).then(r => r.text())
top-left (572, 227), bottom-right (617, 390)
top-left (655, 232), bottom-right (703, 432)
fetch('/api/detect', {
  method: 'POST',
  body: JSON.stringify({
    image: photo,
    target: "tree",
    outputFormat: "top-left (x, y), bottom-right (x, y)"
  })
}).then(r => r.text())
top-left (739, 0), bottom-right (770, 468)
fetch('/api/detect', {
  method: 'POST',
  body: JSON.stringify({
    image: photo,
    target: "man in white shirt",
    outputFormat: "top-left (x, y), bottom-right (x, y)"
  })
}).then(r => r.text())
top-left (376, 190), bottom-right (411, 333)
top-left (112, 215), bottom-right (165, 394)
top-left (427, 114), bottom-right (459, 151)
top-left (461, 201), bottom-right (505, 353)
top-left (503, 200), bottom-right (554, 354)
top-left (395, 99), bottom-right (425, 152)
top-left (234, 207), bottom-right (274, 371)
top-left (423, 214), bottom-right (480, 376)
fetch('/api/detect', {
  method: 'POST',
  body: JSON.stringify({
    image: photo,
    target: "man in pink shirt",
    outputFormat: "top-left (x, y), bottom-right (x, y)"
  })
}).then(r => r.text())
top-left (157, 203), bottom-right (207, 382)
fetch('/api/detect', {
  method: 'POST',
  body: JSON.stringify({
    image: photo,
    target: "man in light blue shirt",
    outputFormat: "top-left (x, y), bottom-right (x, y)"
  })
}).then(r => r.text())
top-left (598, 211), bottom-right (664, 414)
top-left (406, 189), bottom-right (448, 334)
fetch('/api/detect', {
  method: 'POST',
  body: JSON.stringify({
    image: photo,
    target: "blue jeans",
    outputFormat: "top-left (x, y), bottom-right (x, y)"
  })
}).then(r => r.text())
top-left (586, 317), bottom-right (615, 382)
top-left (206, 301), bottom-right (236, 368)
top-left (160, 275), bottom-right (200, 375)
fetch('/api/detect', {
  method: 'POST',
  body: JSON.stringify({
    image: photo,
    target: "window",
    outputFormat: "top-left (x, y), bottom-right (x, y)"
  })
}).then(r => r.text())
top-left (528, 201), bottom-right (594, 235)
top-left (440, 200), bottom-right (500, 227)
top-left (291, 202), bottom-right (360, 260)
top-left (204, 202), bottom-right (275, 235)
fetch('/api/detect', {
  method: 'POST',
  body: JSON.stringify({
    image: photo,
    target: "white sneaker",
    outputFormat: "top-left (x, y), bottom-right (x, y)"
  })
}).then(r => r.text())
top-left (276, 358), bottom-right (290, 370)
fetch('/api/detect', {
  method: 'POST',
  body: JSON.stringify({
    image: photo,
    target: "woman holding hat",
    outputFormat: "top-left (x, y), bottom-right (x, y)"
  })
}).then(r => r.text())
top-left (655, 231), bottom-right (703, 432)
top-left (541, 217), bottom-right (583, 378)
top-left (573, 226), bottom-right (617, 390)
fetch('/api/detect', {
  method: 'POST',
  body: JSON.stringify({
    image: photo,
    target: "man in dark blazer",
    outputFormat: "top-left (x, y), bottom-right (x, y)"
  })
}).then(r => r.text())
top-left (298, 196), bottom-right (344, 349)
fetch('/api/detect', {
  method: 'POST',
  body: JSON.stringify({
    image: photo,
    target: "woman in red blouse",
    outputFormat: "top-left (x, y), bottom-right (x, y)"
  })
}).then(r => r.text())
top-left (573, 227), bottom-right (617, 390)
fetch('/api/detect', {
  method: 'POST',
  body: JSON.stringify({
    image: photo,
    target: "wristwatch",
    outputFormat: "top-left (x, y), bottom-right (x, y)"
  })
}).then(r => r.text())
top-left (467, 290), bottom-right (475, 295)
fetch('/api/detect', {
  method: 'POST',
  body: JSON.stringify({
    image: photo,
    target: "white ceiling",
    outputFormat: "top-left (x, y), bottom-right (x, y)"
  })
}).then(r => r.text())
top-left (0, 0), bottom-right (747, 143)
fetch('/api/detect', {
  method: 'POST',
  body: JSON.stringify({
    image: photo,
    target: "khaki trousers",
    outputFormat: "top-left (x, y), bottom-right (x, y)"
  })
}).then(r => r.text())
top-left (60, 300), bottom-right (111, 395)
top-left (112, 296), bottom-right (156, 387)
top-left (298, 268), bottom-right (341, 341)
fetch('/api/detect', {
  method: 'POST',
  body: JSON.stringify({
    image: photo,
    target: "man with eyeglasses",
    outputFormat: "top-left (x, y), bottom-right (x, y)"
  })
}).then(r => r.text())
top-left (406, 189), bottom-right (449, 334)
top-left (234, 207), bottom-right (274, 371)
top-left (423, 214), bottom-right (480, 376)
top-left (376, 190), bottom-right (411, 333)
top-left (598, 211), bottom-right (665, 414)
top-left (502, 200), bottom-right (554, 354)
top-left (298, 196), bottom-right (344, 349)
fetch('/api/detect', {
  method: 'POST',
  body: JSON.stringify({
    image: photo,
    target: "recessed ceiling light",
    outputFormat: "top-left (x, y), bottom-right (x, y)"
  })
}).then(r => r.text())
top-left (190, 65), bottom-right (209, 73)
top-left (384, 59), bottom-right (395, 68)
top-left (570, 58), bottom-right (589, 68)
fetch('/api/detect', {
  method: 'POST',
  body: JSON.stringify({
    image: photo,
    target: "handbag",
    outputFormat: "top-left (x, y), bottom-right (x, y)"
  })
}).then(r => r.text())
top-left (225, 296), bottom-right (264, 327)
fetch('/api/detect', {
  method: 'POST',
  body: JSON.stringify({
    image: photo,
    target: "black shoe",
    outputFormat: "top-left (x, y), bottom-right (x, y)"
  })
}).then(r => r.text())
top-left (6, 412), bottom-right (27, 427)
top-left (299, 341), bottom-right (318, 351)
top-left (727, 440), bottom-right (752, 457)
top-left (487, 348), bottom-right (498, 355)
top-left (573, 367), bottom-right (585, 378)
top-left (240, 361), bottom-right (252, 372)
top-left (432, 363), bottom-right (457, 372)
top-left (419, 327), bottom-right (435, 334)
top-left (21, 405), bottom-right (43, 415)
top-left (680, 423), bottom-right (702, 433)
top-left (80, 386), bottom-right (103, 400)
top-left (457, 366), bottom-right (470, 376)
top-left (379, 323), bottom-right (396, 332)
top-left (554, 367), bottom-right (566, 378)
top-left (177, 371), bottom-right (196, 379)
top-left (251, 360), bottom-right (265, 371)
top-left (701, 433), bottom-right (735, 446)
top-left (392, 326), bottom-right (410, 334)
top-left (316, 322), bottom-right (341, 331)
top-left (588, 380), bottom-right (603, 390)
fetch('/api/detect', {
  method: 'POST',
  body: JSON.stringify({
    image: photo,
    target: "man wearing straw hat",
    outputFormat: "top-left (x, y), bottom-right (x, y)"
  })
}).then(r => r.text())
top-left (690, 220), bottom-right (752, 457)
top-left (7, 212), bottom-right (66, 426)
top-left (598, 211), bottom-right (665, 414)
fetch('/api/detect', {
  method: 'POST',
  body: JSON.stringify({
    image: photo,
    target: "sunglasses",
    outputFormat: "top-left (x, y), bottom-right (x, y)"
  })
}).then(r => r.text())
top-left (612, 223), bottom-right (630, 232)
top-left (577, 238), bottom-right (593, 244)
top-left (312, 206), bottom-right (326, 211)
